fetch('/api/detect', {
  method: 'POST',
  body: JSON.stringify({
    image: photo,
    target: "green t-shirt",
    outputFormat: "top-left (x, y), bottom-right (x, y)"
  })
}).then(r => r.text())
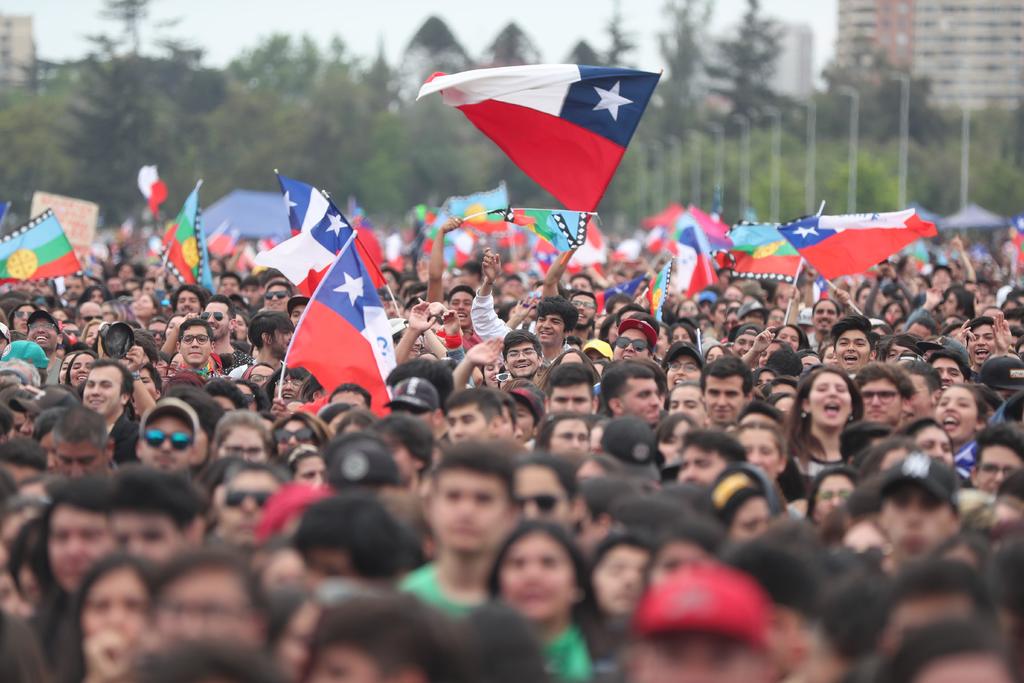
top-left (545, 624), bottom-right (592, 683)
top-left (399, 563), bottom-right (477, 618)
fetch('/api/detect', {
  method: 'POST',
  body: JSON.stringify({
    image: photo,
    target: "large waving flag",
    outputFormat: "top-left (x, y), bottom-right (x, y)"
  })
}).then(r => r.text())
top-left (162, 182), bottom-right (204, 286)
top-left (0, 210), bottom-right (81, 282)
top-left (778, 209), bottom-right (937, 280)
top-left (496, 208), bottom-right (591, 251)
top-left (260, 173), bottom-right (384, 294)
top-left (727, 223), bottom-right (802, 283)
top-left (675, 214), bottom-right (717, 297)
top-left (286, 234), bottom-right (396, 415)
top-left (418, 64), bottom-right (660, 211)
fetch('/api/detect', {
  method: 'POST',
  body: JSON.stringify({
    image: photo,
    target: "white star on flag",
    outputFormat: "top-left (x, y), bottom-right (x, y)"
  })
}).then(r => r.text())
top-left (794, 226), bottom-right (818, 239)
top-left (325, 212), bottom-right (347, 236)
top-left (283, 191), bottom-right (297, 213)
top-left (334, 273), bottom-right (363, 305)
top-left (592, 81), bottom-right (632, 121)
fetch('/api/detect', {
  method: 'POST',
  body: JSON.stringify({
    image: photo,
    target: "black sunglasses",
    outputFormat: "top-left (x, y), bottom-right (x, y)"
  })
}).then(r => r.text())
top-left (225, 490), bottom-right (272, 507)
top-left (614, 337), bottom-right (649, 352)
top-left (517, 494), bottom-right (561, 513)
top-left (200, 311), bottom-right (225, 321)
top-left (143, 429), bottom-right (193, 450)
top-left (275, 427), bottom-right (314, 443)
top-left (264, 291), bottom-right (289, 300)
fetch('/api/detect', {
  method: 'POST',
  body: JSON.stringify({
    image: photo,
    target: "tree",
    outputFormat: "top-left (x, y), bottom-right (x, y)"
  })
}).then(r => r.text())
top-left (566, 40), bottom-right (602, 65)
top-left (605, 0), bottom-right (636, 66)
top-left (228, 34), bottom-right (324, 100)
top-left (705, 0), bottom-right (780, 119)
top-left (481, 23), bottom-right (540, 67)
top-left (364, 38), bottom-right (399, 113)
top-left (400, 16), bottom-right (470, 96)
top-left (100, 0), bottom-right (151, 55)
top-left (658, 0), bottom-right (711, 125)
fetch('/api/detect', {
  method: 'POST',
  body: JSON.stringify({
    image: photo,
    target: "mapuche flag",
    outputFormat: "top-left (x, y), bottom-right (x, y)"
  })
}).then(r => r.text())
top-left (726, 223), bottom-right (802, 283)
top-left (495, 207), bottom-right (591, 252)
top-left (162, 182), bottom-right (209, 286)
top-left (0, 210), bottom-right (81, 282)
top-left (418, 64), bottom-right (660, 211)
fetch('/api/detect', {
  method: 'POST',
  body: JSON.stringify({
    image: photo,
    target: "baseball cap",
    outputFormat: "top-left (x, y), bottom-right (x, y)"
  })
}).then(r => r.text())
top-left (389, 318), bottom-right (409, 337)
top-left (920, 337), bottom-right (971, 372)
top-left (697, 291), bottom-right (718, 305)
top-left (631, 563), bottom-right (770, 650)
top-left (26, 309), bottom-right (59, 331)
top-left (385, 377), bottom-right (439, 413)
top-left (140, 398), bottom-right (201, 436)
top-left (287, 296), bottom-right (309, 317)
top-left (664, 342), bottom-right (703, 368)
top-left (582, 339), bottom-right (613, 361)
top-left (255, 483), bottom-right (332, 544)
top-left (327, 435), bottom-right (400, 489)
top-left (600, 416), bottom-right (659, 480)
top-left (510, 387), bottom-right (545, 425)
top-left (4, 340), bottom-right (49, 370)
top-left (978, 356), bottom-right (1024, 393)
top-left (738, 301), bottom-right (767, 321)
top-left (880, 452), bottom-right (959, 511)
top-left (618, 319), bottom-right (658, 349)
top-left (9, 386), bottom-right (79, 415)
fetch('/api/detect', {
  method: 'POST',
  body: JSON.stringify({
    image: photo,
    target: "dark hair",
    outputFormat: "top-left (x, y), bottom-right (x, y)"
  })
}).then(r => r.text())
top-left (371, 413), bottom-right (434, 467)
top-left (434, 441), bottom-right (517, 501)
top-left (293, 492), bottom-right (420, 578)
top-left (544, 362), bottom-right (599, 391)
top-left (52, 405), bottom-right (108, 451)
top-left (0, 611), bottom-right (51, 683)
top-left (600, 361), bottom-right (657, 406)
top-left (163, 385), bottom-right (225, 446)
top-left (89, 358), bottom-right (133, 397)
top-left (331, 383), bottom-right (372, 409)
top-left (137, 641), bottom-right (286, 683)
top-left (854, 362), bottom-right (914, 399)
top-left (0, 437), bottom-right (46, 473)
top-left (515, 454), bottom-right (578, 499)
top-left (889, 559), bottom-right (996, 622)
top-left (945, 286), bottom-right (977, 319)
top-left (785, 366), bottom-right (864, 468)
top-left (387, 359), bottom-right (455, 409)
top-left (171, 284), bottom-right (209, 312)
top-left (592, 531), bottom-right (652, 570)
top-left (737, 400), bottom-right (783, 425)
top-left (110, 465), bottom-right (202, 529)
top-left (900, 359), bottom-right (941, 394)
top-left (177, 318), bottom-right (214, 342)
top-left (204, 378), bottom-right (248, 410)
top-left (36, 477), bottom-right (114, 596)
top-left (155, 548), bottom-right (266, 614)
top-left (536, 296), bottom-right (579, 331)
top-left (445, 388), bottom-right (508, 422)
top-left (878, 618), bottom-right (1012, 683)
top-left (805, 466), bottom-right (858, 522)
top-left (700, 355), bottom-right (753, 394)
top-left (247, 312), bottom-right (293, 350)
top-left (681, 429), bottom-right (747, 463)
top-left (976, 423), bottom-right (1024, 467)
top-left (502, 330), bottom-right (541, 359)
top-left (465, 603), bottom-right (551, 683)
top-left (205, 293), bottom-right (236, 319)
top-left (534, 413), bottom-right (590, 452)
top-left (723, 540), bottom-right (822, 617)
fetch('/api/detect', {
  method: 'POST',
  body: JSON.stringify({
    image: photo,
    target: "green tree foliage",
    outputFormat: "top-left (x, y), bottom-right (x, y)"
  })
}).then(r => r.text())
top-left (566, 40), bottom-right (602, 66)
top-left (605, 0), bottom-right (636, 66)
top-left (482, 23), bottom-right (540, 67)
top-left (705, 0), bottom-right (781, 119)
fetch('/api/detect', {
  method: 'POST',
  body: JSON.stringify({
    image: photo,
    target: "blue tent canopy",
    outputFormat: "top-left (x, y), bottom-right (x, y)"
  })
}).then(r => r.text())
top-left (202, 190), bottom-right (290, 240)
top-left (908, 202), bottom-right (941, 224)
top-left (938, 203), bottom-right (1007, 231)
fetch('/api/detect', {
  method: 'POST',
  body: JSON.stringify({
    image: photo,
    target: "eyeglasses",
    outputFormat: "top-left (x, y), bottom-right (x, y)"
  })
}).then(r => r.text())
top-left (275, 427), bottom-right (314, 443)
top-left (28, 323), bottom-right (57, 333)
top-left (238, 393), bottom-right (255, 405)
top-left (517, 494), bottom-right (562, 513)
top-left (572, 300), bottom-right (596, 310)
top-left (817, 489), bottom-right (852, 502)
top-left (861, 390), bottom-right (899, 404)
top-left (264, 291), bottom-right (289, 301)
top-left (614, 337), bottom-right (649, 352)
top-left (13, 311), bottom-right (32, 319)
top-left (181, 334), bottom-right (210, 345)
top-left (143, 429), bottom-right (193, 450)
top-left (505, 348), bottom-right (537, 360)
top-left (979, 463), bottom-right (1019, 477)
top-left (200, 312), bottom-right (225, 321)
top-left (667, 361), bottom-right (700, 373)
top-left (80, 314), bottom-right (100, 322)
top-left (225, 489), bottom-right (273, 507)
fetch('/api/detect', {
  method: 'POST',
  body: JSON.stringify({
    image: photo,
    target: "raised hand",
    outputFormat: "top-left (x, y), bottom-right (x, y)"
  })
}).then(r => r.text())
top-left (407, 301), bottom-right (433, 333)
top-left (993, 311), bottom-right (1012, 355)
top-left (466, 338), bottom-right (503, 367)
top-left (482, 248), bottom-right (502, 283)
top-left (441, 216), bottom-right (463, 235)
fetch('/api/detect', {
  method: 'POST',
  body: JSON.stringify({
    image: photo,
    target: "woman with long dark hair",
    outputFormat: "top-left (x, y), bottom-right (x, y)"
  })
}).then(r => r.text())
top-left (785, 366), bottom-right (864, 479)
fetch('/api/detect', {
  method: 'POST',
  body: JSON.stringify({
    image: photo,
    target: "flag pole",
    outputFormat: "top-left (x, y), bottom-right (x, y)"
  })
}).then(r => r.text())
top-left (825, 277), bottom-right (865, 316)
top-left (785, 259), bottom-right (806, 324)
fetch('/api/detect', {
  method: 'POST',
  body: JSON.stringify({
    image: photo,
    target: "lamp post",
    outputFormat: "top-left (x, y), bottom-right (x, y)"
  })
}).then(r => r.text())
top-left (960, 107), bottom-right (971, 209)
top-left (894, 73), bottom-right (911, 208)
top-left (805, 97), bottom-right (816, 215)
top-left (708, 122), bottom-right (725, 201)
top-left (690, 129), bottom-right (702, 206)
top-left (732, 114), bottom-right (750, 220)
top-left (837, 86), bottom-right (860, 213)
top-left (764, 107), bottom-right (782, 222)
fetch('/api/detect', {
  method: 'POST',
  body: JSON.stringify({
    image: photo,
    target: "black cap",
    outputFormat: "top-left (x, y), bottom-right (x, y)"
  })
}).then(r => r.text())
top-left (978, 356), bottom-right (1024, 393)
top-left (918, 336), bottom-right (970, 370)
top-left (730, 323), bottom-right (762, 341)
top-left (327, 436), bottom-right (400, 489)
top-left (385, 377), bottom-right (439, 412)
top-left (880, 452), bottom-right (959, 511)
top-left (600, 417), bottom-right (658, 480)
top-left (26, 309), bottom-right (58, 330)
top-left (664, 342), bottom-right (703, 368)
top-left (287, 296), bottom-right (310, 317)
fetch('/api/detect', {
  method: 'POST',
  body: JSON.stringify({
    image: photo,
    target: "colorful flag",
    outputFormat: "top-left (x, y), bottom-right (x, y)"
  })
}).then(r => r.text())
top-left (813, 274), bottom-right (829, 302)
top-left (442, 183), bottom-right (509, 234)
top-left (642, 203), bottom-right (686, 230)
top-left (727, 223), bottom-right (802, 283)
top-left (594, 275), bottom-right (645, 311)
top-left (137, 166), bottom-right (168, 218)
top-left (418, 64), bottom-right (660, 211)
top-left (285, 234), bottom-right (396, 415)
top-left (649, 262), bottom-right (672, 322)
top-left (162, 182), bottom-right (203, 285)
top-left (778, 209), bottom-right (938, 280)
top-left (0, 210), bottom-right (82, 282)
top-left (0, 202), bottom-right (9, 227)
top-left (687, 205), bottom-right (732, 250)
top-left (495, 208), bottom-right (591, 251)
top-left (675, 214), bottom-right (717, 297)
top-left (265, 173), bottom-right (385, 292)
top-left (206, 221), bottom-right (240, 257)
top-left (1010, 213), bottom-right (1024, 274)
top-left (569, 221), bottom-right (607, 270)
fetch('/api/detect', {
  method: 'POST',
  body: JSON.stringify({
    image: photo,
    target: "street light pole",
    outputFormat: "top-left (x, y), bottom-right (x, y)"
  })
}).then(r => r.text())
top-left (838, 86), bottom-right (860, 213)
top-left (960, 107), bottom-right (971, 209)
top-left (690, 130), bottom-right (702, 206)
top-left (764, 107), bottom-right (782, 222)
top-left (805, 97), bottom-right (816, 215)
top-left (709, 122), bottom-right (725, 200)
top-left (733, 114), bottom-right (750, 220)
top-left (894, 73), bottom-right (910, 208)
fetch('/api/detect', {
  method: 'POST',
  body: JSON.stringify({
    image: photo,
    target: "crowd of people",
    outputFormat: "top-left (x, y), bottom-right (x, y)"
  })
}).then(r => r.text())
top-left (0, 215), bottom-right (1020, 683)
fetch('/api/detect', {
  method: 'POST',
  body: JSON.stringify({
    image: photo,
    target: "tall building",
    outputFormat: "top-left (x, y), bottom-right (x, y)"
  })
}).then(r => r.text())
top-left (771, 23), bottom-right (815, 99)
top-left (0, 14), bottom-right (35, 89)
top-left (836, 0), bottom-right (1024, 109)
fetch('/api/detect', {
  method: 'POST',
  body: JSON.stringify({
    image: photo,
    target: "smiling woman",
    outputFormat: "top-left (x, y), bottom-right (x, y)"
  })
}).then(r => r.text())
top-left (785, 366), bottom-right (863, 481)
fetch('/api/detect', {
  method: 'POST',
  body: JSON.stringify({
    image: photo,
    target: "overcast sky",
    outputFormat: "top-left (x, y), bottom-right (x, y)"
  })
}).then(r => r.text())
top-left (10, 0), bottom-right (837, 76)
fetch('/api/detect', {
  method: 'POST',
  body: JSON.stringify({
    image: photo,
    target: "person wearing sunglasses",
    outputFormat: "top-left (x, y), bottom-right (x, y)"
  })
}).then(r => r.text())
top-left (271, 413), bottom-right (329, 459)
top-left (136, 398), bottom-right (202, 473)
top-left (613, 318), bottom-right (657, 362)
top-left (514, 455), bottom-right (580, 531)
top-left (203, 296), bottom-right (252, 373)
top-left (175, 319), bottom-right (220, 378)
top-left (262, 280), bottom-right (293, 313)
top-left (212, 461), bottom-right (285, 550)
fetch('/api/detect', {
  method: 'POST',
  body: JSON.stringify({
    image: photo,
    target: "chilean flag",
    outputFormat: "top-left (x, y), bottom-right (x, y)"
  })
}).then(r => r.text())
top-left (285, 234), bottom-right (396, 415)
top-left (418, 64), bottom-right (660, 211)
top-left (675, 215), bottom-right (717, 297)
top-left (137, 165), bottom-right (168, 218)
top-left (595, 275), bottom-right (645, 311)
top-left (779, 209), bottom-right (937, 280)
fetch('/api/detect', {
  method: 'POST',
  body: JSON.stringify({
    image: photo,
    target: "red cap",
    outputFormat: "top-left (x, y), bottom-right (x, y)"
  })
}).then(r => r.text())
top-left (618, 318), bottom-right (658, 349)
top-left (631, 563), bottom-right (770, 650)
top-left (255, 483), bottom-right (332, 543)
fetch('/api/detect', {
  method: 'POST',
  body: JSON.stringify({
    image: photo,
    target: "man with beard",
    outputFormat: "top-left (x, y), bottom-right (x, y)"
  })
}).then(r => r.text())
top-left (831, 315), bottom-right (874, 375)
top-left (231, 312), bottom-right (293, 377)
top-left (570, 290), bottom-right (598, 339)
top-left (203, 295), bottom-right (252, 373)
top-left (810, 298), bottom-right (841, 347)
